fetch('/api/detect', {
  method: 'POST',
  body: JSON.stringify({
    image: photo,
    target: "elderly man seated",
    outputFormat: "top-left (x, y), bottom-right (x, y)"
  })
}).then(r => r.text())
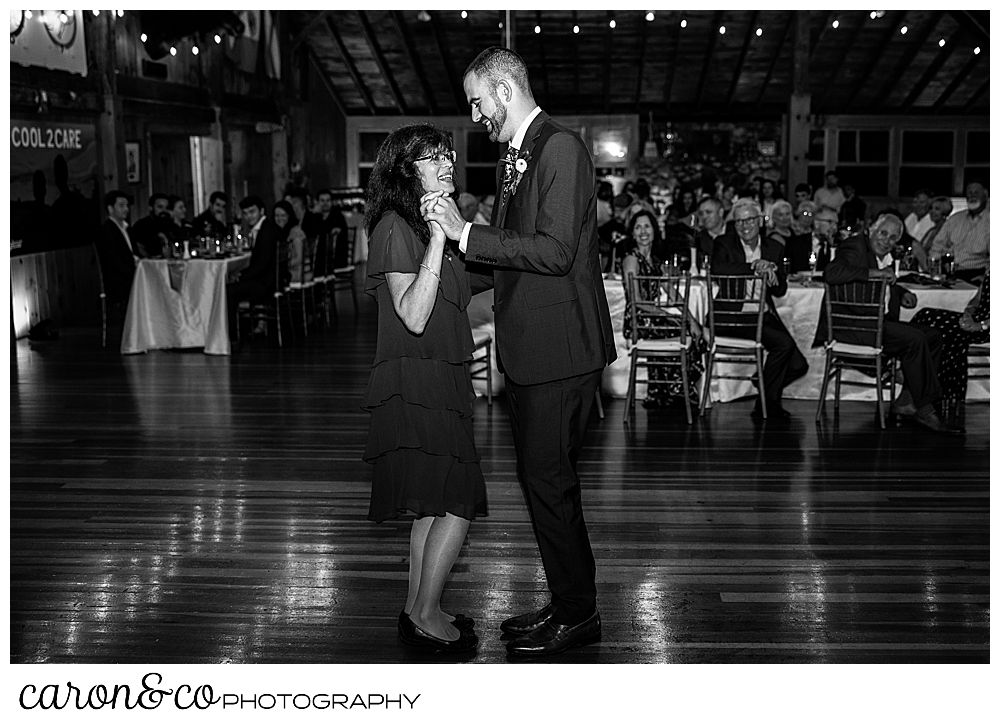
top-left (928, 180), bottom-right (989, 283)
top-left (817, 213), bottom-right (961, 435)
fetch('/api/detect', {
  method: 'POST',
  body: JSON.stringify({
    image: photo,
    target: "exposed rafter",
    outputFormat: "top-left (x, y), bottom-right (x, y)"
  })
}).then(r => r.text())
top-left (603, 12), bottom-right (613, 114)
top-left (874, 11), bottom-right (946, 110)
top-left (839, 10), bottom-right (906, 110)
top-left (963, 78), bottom-right (989, 113)
top-left (571, 10), bottom-right (580, 114)
top-left (536, 11), bottom-right (550, 109)
top-left (634, 13), bottom-right (649, 111)
top-left (291, 11), bottom-right (333, 50)
top-left (324, 16), bottom-right (376, 115)
top-left (390, 10), bottom-right (436, 114)
top-left (900, 30), bottom-right (964, 112)
top-left (755, 12), bottom-right (795, 108)
top-left (696, 11), bottom-right (726, 110)
top-left (948, 10), bottom-right (989, 46)
top-left (427, 11), bottom-right (465, 114)
top-left (726, 10), bottom-right (759, 109)
top-left (808, 10), bottom-right (836, 62)
top-left (932, 55), bottom-right (980, 114)
top-left (661, 11), bottom-right (681, 111)
top-left (355, 11), bottom-right (406, 115)
top-left (818, 12), bottom-right (872, 109)
top-left (307, 48), bottom-right (347, 118)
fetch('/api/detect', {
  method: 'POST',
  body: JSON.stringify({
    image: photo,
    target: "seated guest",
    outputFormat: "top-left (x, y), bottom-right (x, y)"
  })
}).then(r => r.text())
top-left (903, 189), bottom-right (934, 242)
top-left (193, 191), bottom-right (229, 239)
top-left (130, 192), bottom-right (172, 258)
top-left (671, 187), bottom-right (698, 227)
top-left (814, 169), bottom-right (845, 214)
top-left (817, 213), bottom-right (960, 434)
top-left (720, 182), bottom-right (737, 218)
top-left (596, 181), bottom-right (626, 272)
top-left (910, 196), bottom-right (953, 271)
top-left (95, 190), bottom-right (137, 305)
top-left (273, 200), bottom-right (309, 285)
top-left (712, 198), bottom-right (808, 419)
top-left (766, 200), bottom-right (795, 246)
top-left (303, 188), bottom-right (350, 269)
top-left (793, 183), bottom-right (812, 209)
top-left (662, 206), bottom-right (696, 264)
top-left (758, 179), bottom-right (780, 226)
top-left (912, 272), bottom-right (989, 407)
top-left (621, 209), bottom-right (705, 408)
top-left (166, 195), bottom-right (192, 245)
top-left (839, 181), bottom-right (867, 231)
top-left (792, 199), bottom-right (817, 236)
top-left (879, 208), bottom-right (919, 270)
top-left (284, 187), bottom-right (321, 275)
top-left (929, 180), bottom-right (989, 283)
top-left (695, 197), bottom-right (734, 262)
top-left (787, 207), bottom-right (837, 273)
top-left (226, 195), bottom-right (282, 342)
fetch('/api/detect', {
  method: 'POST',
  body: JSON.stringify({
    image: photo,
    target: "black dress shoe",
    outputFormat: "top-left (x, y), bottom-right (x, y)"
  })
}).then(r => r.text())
top-left (398, 616), bottom-right (478, 652)
top-left (506, 610), bottom-right (601, 656)
top-left (912, 410), bottom-right (964, 435)
top-left (399, 611), bottom-right (474, 632)
top-left (499, 602), bottom-right (557, 636)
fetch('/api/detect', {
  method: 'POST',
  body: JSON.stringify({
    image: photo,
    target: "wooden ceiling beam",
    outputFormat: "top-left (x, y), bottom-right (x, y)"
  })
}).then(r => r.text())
top-left (291, 11), bottom-right (333, 50)
top-left (536, 11), bottom-right (550, 108)
top-left (390, 10), bottom-right (436, 115)
top-left (900, 30), bottom-right (964, 112)
top-left (932, 54), bottom-right (980, 114)
top-left (571, 10), bottom-right (580, 114)
top-left (726, 10), bottom-right (759, 109)
top-left (870, 11), bottom-right (946, 110)
top-left (947, 10), bottom-right (989, 46)
top-left (324, 16), bottom-right (376, 115)
top-left (808, 10), bottom-right (836, 62)
top-left (818, 11), bottom-right (874, 109)
top-left (603, 12), bottom-right (613, 114)
top-left (307, 48), bottom-right (348, 118)
top-left (661, 11), bottom-right (681, 111)
top-left (962, 78), bottom-right (989, 114)
top-left (848, 11), bottom-right (906, 109)
top-left (427, 11), bottom-right (466, 114)
top-left (696, 11), bottom-right (725, 110)
top-left (755, 12), bottom-right (795, 108)
top-left (356, 11), bottom-right (406, 115)
top-left (634, 12), bottom-right (649, 111)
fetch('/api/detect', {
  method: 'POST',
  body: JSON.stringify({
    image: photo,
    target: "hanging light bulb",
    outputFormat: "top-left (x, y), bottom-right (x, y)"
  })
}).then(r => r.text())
top-left (756, 27), bottom-right (762, 37)
top-left (870, 11), bottom-right (878, 20)
top-left (900, 26), bottom-right (907, 34)
top-left (192, 45), bottom-right (199, 55)
top-left (59, 12), bottom-right (68, 23)
top-left (974, 46), bottom-right (981, 54)
top-left (832, 19), bottom-right (839, 29)
top-left (92, 10), bottom-right (100, 16)
top-left (25, 10), bottom-right (32, 19)
top-left (573, 24), bottom-right (579, 34)
top-left (214, 34), bottom-right (221, 44)
top-left (680, 18), bottom-right (687, 29)
top-left (609, 19), bottom-right (616, 29)
top-left (461, 11), bottom-right (467, 19)
top-left (117, 10), bottom-right (124, 17)
top-left (646, 12), bottom-right (655, 22)
top-left (534, 25), bottom-right (540, 34)
top-left (719, 25), bottom-right (726, 35)
top-left (140, 32), bottom-right (147, 42)
top-left (169, 46), bottom-right (177, 56)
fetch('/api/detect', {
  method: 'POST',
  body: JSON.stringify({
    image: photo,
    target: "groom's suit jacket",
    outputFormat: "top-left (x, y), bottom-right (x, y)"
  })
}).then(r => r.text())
top-left (465, 111), bottom-right (616, 385)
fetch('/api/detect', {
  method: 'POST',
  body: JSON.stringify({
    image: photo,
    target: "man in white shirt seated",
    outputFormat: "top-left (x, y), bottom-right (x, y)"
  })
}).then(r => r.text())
top-left (813, 170), bottom-right (846, 214)
top-left (903, 189), bottom-right (934, 242)
top-left (928, 180), bottom-right (990, 283)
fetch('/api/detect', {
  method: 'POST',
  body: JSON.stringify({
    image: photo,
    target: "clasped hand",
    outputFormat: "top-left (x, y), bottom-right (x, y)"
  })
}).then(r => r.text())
top-left (958, 312), bottom-right (983, 333)
top-left (751, 259), bottom-right (778, 286)
top-left (420, 191), bottom-right (465, 241)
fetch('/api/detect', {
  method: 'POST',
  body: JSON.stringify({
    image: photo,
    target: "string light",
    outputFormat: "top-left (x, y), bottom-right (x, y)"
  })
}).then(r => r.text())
top-left (609, 19), bottom-right (616, 29)
top-left (680, 18), bottom-right (687, 28)
top-left (534, 25), bottom-right (540, 34)
top-left (756, 27), bottom-right (762, 37)
top-left (214, 34), bottom-right (221, 44)
top-left (169, 46), bottom-right (177, 56)
top-left (573, 24), bottom-right (579, 34)
top-left (461, 11), bottom-right (467, 19)
top-left (191, 45), bottom-right (199, 55)
top-left (974, 46), bottom-right (981, 54)
top-left (719, 25), bottom-right (726, 34)
top-left (832, 19), bottom-right (839, 29)
top-left (140, 32), bottom-right (147, 42)
top-left (92, 10), bottom-right (100, 16)
top-left (646, 12), bottom-right (654, 22)
top-left (938, 38), bottom-right (946, 47)
top-left (900, 26), bottom-right (907, 35)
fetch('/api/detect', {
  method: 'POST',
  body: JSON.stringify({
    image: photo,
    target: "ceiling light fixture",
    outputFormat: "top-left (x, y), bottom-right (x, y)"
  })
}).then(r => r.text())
top-left (646, 12), bottom-right (654, 22)
top-left (461, 11), bottom-right (467, 19)
top-left (534, 25), bottom-right (540, 34)
top-left (140, 32), bottom-right (147, 42)
top-left (191, 45), bottom-right (199, 55)
top-left (974, 46), bottom-right (981, 54)
top-left (755, 27), bottom-right (762, 37)
top-left (870, 11), bottom-right (878, 20)
top-left (680, 18), bottom-right (687, 29)
top-left (416, 10), bottom-right (431, 23)
top-left (573, 24), bottom-right (579, 34)
top-left (832, 19), bottom-right (839, 29)
top-left (900, 26), bottom-right (907, 34)
top-left (719, 25), bottom-right (726, 35)
top-left (939, 38), bottom-right (946, 47)
top-left (117, 10), bottom-right (124, 17)
top-left (92, 10), bottom-right (99, 16)
top-left (609, 19), bottom-right (616, 29)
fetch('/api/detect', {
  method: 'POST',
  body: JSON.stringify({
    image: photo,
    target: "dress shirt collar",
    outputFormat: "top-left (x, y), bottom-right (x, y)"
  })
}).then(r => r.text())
top-left (876, 252), bottom-right (893, 270)
top-left (110, 216), bottom-right (134, 255)
top-left (739, 236), bottom-right (762, 263)
top-left (249, 215), bottom-right (266, 238)
top-left (508, 106), bottom-right (543, 152)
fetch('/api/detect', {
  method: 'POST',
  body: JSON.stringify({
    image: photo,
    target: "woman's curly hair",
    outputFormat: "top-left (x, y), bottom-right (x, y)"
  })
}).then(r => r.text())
top-left (365, 124), bottom-right (456, 246)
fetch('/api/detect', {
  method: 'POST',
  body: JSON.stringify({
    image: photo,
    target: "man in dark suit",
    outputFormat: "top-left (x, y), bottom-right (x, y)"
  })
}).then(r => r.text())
top-left (303, 189), bottom-right (350, 269)
top-left (226, 195), bottom-right (281, 343)
top-left (95, 190), bottom-right (137, 305)
top-left (712, 198), bottom-right (808, 418)
top-left (816, 214), bottom-right (960, 434)
top-left (193, 191), bottom-right (229, 239)
top-left (695, 197), bottom-right (735, 262)
top-left (423, 46), bottom-right (616, 656)
top-left (129, 192), bottom-right (172, 258)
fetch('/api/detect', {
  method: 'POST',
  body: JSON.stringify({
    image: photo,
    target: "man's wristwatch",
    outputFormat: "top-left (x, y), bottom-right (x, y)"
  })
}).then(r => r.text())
top-left (980, 319), bottom-right (989, 332)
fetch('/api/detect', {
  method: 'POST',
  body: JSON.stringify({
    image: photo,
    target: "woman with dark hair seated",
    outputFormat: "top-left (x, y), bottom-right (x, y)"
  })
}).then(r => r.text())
top-left (621, 209), bottom-right (705, 408)
top-left (911, 272), bottom-right (990, 407)
top-left (273, 200), bottom-right (310, 284)
top-left (361, 124), bottom-right (484, 653)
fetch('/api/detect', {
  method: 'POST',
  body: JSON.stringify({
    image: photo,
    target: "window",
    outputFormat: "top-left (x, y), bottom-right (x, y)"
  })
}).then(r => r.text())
top-left (836, 129), bottom-right (890, 195)
top-left (357, 132), bottom-right (389, 188)
top-left (900, 130), bottom-right (954, 197)
top-left (965, 130), bottom-right (988, 191)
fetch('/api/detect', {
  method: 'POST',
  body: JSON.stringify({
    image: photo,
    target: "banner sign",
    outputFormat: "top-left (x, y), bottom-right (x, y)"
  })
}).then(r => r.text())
top-left (10, 10), bottom-right (89, 77)
top-left (10, 120), bottom-right (101, 255)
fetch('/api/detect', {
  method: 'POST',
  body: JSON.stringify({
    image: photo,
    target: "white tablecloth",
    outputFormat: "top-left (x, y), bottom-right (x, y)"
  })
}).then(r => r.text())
top-left (470, 277), bottom-right (988, 403)
top-left (121, 255), bottom-right (251, 356)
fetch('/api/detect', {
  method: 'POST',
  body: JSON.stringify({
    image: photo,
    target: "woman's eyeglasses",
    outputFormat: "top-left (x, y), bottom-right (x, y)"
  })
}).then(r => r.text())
top-left (415, 150), bottom-right (456, 165)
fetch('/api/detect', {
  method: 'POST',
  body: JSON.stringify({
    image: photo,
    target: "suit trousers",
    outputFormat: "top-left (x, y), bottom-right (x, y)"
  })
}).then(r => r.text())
top-left (504, 369), bottom-right (602, 626)
top-left (879, 320), bottom-right (943, 410)
top-left (226, 279), bottom-right (271, 340)
top-left (759, 313), bottom-right (809, 402)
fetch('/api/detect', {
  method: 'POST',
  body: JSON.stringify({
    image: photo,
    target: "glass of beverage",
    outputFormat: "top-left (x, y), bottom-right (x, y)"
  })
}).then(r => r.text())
top-left (942, 253), bottom-right (955, 278)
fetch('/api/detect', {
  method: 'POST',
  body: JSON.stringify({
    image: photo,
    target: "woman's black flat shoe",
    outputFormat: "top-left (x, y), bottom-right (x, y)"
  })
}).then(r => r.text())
top-left (398, 617), bottom-right (478, 652)
top-left (399, 611), bottom-right (475, 631)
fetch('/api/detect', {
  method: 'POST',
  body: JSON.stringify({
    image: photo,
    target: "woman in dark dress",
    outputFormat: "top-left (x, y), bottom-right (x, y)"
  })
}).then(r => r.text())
top-left (362, 125), bottom-right (485, 653)
top-left (912, 272), bottom-right (990, 405)
top-left (621, 210), bottom-right (705, 408)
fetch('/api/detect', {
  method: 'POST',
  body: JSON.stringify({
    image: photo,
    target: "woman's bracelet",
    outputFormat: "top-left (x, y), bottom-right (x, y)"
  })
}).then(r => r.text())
top-left (419, 263), bottom-right (441, 281)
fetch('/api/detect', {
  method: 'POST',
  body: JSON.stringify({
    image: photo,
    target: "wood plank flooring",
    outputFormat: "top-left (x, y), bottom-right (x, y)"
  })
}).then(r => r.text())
top-left (9, 285), bottom-right (990, 664)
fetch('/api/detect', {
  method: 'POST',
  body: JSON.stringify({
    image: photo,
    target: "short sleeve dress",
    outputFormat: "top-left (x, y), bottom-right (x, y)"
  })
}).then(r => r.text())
top-left (362, 212), bottom-right (488, 522)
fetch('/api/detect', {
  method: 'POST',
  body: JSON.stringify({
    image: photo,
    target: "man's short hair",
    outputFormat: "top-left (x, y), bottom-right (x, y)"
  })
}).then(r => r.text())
top-left (932, 196), bottom-right (953, 215)
top-left (208, 191), bottom-right (227, 206)
top-left (148, 193), bottom-right (169, 208)
top-left (104, 190), bottom-right (131, 208)
top-left (316, 188), bottom-right (334, 201)
top-left (914, 188), bottom-right (934, 199)
top-left (731, 197), bottom-right (762, 219)
top-left (825, 169), bottom-right (838, 178)
top-left (872, 213), bottom-right (903, 237)
top-left (596, 181), bottom-right (614, 203)
top-left (464, 46), bottom-right (533, 97)
top-left (794, 183), bottom-right (811, 195)
top-left (697, 196), bottom-right (722, 213)
top-left (814, 206), bottom-right (838, 222)
top-left (966, 178), bottom-right (989, 193)
top-left (239, 195), bottom-right (266, 212)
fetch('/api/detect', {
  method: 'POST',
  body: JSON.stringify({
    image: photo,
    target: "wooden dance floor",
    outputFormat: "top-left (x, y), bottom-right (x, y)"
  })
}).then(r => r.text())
top-left (10, 285), bottom-right (990, 664)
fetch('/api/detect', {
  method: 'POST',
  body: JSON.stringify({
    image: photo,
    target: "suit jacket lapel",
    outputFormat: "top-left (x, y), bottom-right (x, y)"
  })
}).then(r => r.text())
top-left (496, 111), bottom-right (549, 229)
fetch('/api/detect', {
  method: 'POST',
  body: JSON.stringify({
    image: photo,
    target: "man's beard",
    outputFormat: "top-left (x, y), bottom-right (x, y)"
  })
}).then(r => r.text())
top-left (485, 93), bottom-right (507, 142)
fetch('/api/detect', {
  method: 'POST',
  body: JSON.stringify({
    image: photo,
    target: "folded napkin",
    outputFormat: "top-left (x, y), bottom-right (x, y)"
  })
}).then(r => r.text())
top-left (167, 260), bottom-right (187, 293)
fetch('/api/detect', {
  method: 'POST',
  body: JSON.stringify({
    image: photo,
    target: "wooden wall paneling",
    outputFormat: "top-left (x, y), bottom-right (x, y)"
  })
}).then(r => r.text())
top-left (10, 247), bottom-right (102, 338)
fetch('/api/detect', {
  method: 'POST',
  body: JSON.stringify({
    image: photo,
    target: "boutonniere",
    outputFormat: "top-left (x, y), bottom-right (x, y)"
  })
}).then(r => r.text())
top-left (515, 158), bottom-right (528, 174)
